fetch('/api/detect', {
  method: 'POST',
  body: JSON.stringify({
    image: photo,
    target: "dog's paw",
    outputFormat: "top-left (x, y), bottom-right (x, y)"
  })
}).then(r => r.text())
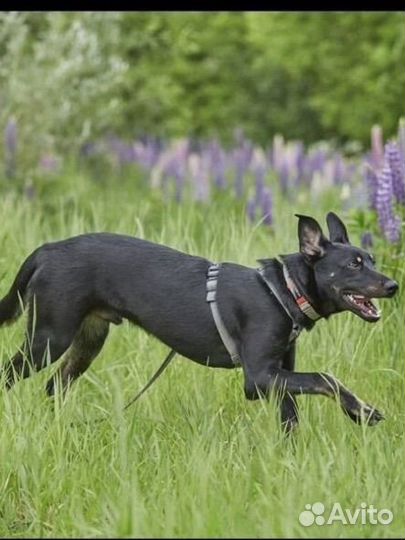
top-left (343, 400), bottom-right (385, 426)
top-left (363, 405), bottom-right (385, 426)
top-left (281, 416), bottom-right (299, 436)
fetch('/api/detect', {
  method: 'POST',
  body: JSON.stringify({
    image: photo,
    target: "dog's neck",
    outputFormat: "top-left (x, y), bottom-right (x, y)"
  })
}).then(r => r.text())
top-left (280, 253), bottom-right (335, 318)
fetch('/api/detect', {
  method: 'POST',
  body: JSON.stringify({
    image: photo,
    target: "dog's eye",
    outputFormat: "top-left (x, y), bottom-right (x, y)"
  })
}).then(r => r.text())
top-left (348, 259), bottom-right (362, 269)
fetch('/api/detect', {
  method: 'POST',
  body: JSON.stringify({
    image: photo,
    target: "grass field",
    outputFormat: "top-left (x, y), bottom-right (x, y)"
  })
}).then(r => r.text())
top-left (0, 171), bottom-right (403, 538)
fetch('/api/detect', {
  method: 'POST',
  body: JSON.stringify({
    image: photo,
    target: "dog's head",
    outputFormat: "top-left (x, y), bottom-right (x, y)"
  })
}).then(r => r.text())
top-left (296, 212), bottom-right (398, 322)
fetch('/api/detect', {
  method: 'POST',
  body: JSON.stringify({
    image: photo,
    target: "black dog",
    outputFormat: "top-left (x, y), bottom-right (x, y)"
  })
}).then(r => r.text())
top-left (0, 212), bottom-right (398, 431)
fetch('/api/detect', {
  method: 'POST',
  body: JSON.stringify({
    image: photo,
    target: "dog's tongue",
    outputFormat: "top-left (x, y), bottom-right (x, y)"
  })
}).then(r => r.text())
top-left (352, 295), bottom-right (380, 317)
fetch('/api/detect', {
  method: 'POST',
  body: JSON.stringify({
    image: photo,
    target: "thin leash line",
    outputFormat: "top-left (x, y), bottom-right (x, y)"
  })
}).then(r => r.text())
top-left (77, 349), bottom-right (177, 427)
top-left (122, 349), bottom-right (176, 411)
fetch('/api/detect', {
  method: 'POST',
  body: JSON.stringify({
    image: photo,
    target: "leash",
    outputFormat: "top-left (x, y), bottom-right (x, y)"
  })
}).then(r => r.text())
top-left (122, 348), bottom-right (177, 411)
top-left (81, 348), bottom-right (176, 427)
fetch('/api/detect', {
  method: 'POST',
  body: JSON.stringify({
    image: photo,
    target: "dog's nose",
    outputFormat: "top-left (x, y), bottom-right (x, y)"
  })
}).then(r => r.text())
top-left (384, 280), bottom-right (398, 297)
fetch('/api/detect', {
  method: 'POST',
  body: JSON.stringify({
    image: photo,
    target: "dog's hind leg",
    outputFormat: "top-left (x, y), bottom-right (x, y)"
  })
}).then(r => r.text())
top-left (3, 336), bottom-right (72, 390)
top-left (1, 292), bottom-right (85, 389)
top-left (280, 343), bottom-right (299, 434)
top-left (2, 317), bottom-right (79, 390)
top-left (45, 315), bottom-right (109, 396)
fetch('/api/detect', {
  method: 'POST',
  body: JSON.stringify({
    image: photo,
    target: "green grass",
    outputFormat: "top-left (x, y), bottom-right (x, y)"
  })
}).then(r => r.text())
top-left (0, 172), bottom-right (403, 538)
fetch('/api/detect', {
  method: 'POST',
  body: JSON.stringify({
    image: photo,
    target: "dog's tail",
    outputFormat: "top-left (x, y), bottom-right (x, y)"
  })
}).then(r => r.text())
top-left (0, 250), bottom-right (38, 326)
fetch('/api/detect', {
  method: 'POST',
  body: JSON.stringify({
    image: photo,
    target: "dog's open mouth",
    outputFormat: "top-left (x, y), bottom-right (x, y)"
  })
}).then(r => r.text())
top-left (343, 293), bottom-right (381, 321)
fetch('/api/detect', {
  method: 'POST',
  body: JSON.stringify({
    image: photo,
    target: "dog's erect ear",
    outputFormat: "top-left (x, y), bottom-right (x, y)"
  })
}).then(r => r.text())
top-left (326, 212), bottom-right (350, 244)
top-left (295, 214), bottom-right (330, 261)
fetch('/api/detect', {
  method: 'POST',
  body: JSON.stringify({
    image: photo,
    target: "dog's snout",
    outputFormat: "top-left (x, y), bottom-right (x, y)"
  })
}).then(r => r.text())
top-left (384, 279), bottom-right (398, 297)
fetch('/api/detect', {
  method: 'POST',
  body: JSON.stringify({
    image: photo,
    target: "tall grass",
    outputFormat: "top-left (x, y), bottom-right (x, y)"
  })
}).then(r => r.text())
top-left (0, 173), bottom-right (403, 538)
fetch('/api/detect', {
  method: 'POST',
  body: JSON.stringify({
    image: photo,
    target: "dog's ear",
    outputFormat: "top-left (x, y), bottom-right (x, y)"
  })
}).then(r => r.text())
top-left (326, 212), bottom-right (350, 244)
top-left (295, 214), bottom-right (330, 262)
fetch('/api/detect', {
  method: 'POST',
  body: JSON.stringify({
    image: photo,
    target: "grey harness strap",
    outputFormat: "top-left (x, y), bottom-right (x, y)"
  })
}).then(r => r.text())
top-left (257, 267), bottom-right (302, 343)
top-left (206, 264), bottom-right (241, 366)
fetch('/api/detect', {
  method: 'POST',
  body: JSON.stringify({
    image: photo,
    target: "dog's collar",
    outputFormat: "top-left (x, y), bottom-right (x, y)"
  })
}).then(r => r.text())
top-left (257, 258), bottom-right (321, 335)
top-left (281, 263), bottom-right (321, 321)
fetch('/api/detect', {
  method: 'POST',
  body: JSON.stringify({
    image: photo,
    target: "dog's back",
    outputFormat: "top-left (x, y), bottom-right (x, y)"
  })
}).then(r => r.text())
top-left (0, 233), bottom-right (228, 365)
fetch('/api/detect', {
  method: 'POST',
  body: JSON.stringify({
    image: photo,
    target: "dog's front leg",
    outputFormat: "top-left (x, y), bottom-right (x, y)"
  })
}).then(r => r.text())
top-left (244, 367), bottom-right (384, 426)
top-left (280, 343), bottom-right (299, 434)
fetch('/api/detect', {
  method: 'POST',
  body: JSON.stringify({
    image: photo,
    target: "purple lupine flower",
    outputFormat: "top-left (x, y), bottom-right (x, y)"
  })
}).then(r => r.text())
top-left (375, 164), bottom-right (401, 243)
top-left (188, 153), bottom-right (210, 203)
top-left (310, 149), bottom-right (324, 173)
top-left (170, 139), bottom-right (189, 202)
top-left (385, 141), bottom-right (405, 205)
top-left (233, 141), bottom-right (253, 199)
top-left (207, 140), bottom-right (227, 189)
top-left (333, 153), bottom-right (345, 185)
top-left (250, 149), bottom-right (267, 204)
top-left (254, 164), bottom-right (266, 204)
top-left (361, 231), bottom-right (374, 250)
top-left (233, 151), bottom-right (245, 199)
top-left (150, 147), bottom-right (171, 190)
top-left (294, 141), bottom-right (306, 185)
top-left (371, 125), bottom-right (384, 170)
top-left (398, 118), bottom-right (405, 163)
top-left (272, 134), bottom-right (284, 173)
top-left (384, 214), bottom-right (402, 244)
top-left (278, 159), bottom-right (289, 194)
top-left (261, 187), bottom-right (273, 227)
top-left (266, 144), bottom-right (274, 169)
top-left (281, 143), bottom-right (299, 187)
top-left (133, 139), bottom-right (160, 172)
top-left (107, 135), bottom-right (136, 166)
top-left (4, 118), bottom-right (17, 178)
top-left (303, 150), bottom-right (320, 182)
top-left (323, 159), bottom-right (335, 188)
top-left (173, 171), bottom-right (184, 202)
top-left (152, 140), bottom-right (185, 194)
top-left (301, 151), bottom-right (317, 185)
top-left (364, 161), bottom-right (378, 209)
top-left (246, 198), bottom-right (256, 223)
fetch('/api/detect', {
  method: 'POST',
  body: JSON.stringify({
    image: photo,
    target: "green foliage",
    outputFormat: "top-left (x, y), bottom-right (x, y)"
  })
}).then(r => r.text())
top-left (1, 12), bottom-right (404, 176)
top-left (246, 12), bottom-right (405, 144)
top-left (0, 12), bottom-right (126, 178)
